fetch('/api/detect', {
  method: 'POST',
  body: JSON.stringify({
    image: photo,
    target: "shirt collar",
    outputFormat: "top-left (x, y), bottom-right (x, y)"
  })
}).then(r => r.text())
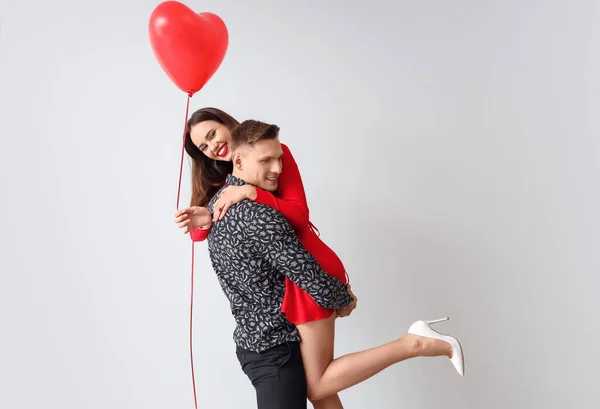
top-left (225, 174), bottom-right (247, 187)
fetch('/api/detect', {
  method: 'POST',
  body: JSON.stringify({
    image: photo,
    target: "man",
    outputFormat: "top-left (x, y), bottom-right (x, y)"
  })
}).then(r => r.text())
top-left (179, 119), bottom-right (354, 409)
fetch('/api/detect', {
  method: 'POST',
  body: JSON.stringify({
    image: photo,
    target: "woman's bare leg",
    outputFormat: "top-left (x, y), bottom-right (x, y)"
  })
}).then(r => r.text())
top-left (310, 394), bottom-right (344, 409)
top-left (297, 314), bottom-right (452, 401)
top-left (299, 314), bottom-right (344, 409)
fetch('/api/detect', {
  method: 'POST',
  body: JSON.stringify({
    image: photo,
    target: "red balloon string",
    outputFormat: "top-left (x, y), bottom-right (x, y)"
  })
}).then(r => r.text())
top-left (189, 241), bottom-right (198, 409)
top-left (176, 93), bottom-right (192, 210)
top-left (175, 93), bottom-right (199, 409)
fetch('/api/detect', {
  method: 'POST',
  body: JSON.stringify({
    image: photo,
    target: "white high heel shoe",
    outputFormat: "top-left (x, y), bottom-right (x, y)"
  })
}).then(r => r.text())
top-left (407, 317), bottom-right (465, 376)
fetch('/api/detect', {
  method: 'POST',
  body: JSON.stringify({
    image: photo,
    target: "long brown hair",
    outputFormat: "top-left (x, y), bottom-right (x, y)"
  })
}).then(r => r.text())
top-left (184, 107), bottom-right (239, 207)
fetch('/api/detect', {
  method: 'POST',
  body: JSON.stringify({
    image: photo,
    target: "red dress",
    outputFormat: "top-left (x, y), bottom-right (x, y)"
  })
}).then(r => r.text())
top-left (190, 143), bottom-right (349, 324)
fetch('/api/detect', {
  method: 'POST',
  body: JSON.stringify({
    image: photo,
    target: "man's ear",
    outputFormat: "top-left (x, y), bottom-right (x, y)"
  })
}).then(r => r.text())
top-left (232, 152), bottom-right (243, 170)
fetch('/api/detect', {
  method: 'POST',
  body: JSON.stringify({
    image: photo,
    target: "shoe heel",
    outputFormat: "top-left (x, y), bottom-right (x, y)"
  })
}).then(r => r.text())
top-left (407, 317), bottom-right (464, 376)
top-left (425, 317), bottom-right (449, 325)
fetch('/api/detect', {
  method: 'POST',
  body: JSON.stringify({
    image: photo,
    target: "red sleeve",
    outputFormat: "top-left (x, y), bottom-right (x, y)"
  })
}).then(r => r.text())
top-left (189, 227), bottom-right (210, 242)
top-left (252, 143), bottom-right (310, 231)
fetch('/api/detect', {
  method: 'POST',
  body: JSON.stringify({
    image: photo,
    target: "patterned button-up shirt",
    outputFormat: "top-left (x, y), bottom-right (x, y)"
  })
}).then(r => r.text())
top-left (207, 174), bottom-right (353, 352)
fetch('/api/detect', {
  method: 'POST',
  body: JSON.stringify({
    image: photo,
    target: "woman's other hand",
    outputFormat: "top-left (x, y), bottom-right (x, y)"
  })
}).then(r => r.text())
top-left (336, 285), bottom-right (357, 318)
top-left (174, 206), bottom-right (213, 234)
top-left (212, 185), bottom-right (257, 221)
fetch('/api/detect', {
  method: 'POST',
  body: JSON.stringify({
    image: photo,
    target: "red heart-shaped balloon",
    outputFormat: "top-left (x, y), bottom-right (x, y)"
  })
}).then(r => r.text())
top-left (149, 1), bottom-right (229, 95)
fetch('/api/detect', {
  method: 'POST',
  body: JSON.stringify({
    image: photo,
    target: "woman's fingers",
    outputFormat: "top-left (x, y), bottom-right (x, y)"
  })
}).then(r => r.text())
top-left (174, 208), bottom-right (192, 216)
top-left (174, 208), bottom-right (196, 221)
top-left (212, 203), bottom-right (221, 221)
top-left (213, 200), bottom-right (228, 221)
top-left (176, 219), bottom-right (191, 229)
top-left (174, 213), bottom-right (190, 224)
top-left (218, 201), bottom-right (232, 220)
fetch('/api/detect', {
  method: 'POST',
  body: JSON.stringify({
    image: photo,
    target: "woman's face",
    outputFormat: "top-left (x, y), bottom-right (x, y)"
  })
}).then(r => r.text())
top-left (189, 120), bottom-right (233, 162)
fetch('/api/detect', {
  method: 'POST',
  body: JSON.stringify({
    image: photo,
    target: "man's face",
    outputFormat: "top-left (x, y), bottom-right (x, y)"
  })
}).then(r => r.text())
top-left (234, 138), bottom-right (283, 191)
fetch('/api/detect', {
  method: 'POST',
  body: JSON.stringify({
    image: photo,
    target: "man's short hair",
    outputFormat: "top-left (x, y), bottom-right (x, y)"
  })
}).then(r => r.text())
top-left (231, 120), bottom-right (280, 150)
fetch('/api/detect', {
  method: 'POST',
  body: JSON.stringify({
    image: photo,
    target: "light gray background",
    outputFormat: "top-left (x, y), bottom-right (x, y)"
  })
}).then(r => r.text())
top-left (1, 0), bottom-right (598, 408)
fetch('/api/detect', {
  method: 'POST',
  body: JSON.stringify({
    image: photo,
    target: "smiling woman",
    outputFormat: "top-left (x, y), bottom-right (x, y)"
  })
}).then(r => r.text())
top-left (190, 120), bottom-right (232, 160)
top-left (183, 108), bottom-right (237, 208)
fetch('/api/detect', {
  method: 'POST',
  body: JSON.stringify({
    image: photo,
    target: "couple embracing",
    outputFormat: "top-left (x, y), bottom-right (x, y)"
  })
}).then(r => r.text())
top-left (174, 108), bottom-right (464, 409)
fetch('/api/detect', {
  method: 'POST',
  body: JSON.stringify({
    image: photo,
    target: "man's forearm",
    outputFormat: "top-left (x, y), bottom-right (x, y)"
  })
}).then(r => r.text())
top-left (299, 270), bottom-right (353, 310)
top-left (250, 206), bottom-right (354, 310)
top-left (266, 236), bottom-right (353, 310)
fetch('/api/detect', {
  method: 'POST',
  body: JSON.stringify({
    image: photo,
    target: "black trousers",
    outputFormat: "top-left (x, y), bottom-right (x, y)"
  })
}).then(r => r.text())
top-left (236, 342), bottom-right (307, 409)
